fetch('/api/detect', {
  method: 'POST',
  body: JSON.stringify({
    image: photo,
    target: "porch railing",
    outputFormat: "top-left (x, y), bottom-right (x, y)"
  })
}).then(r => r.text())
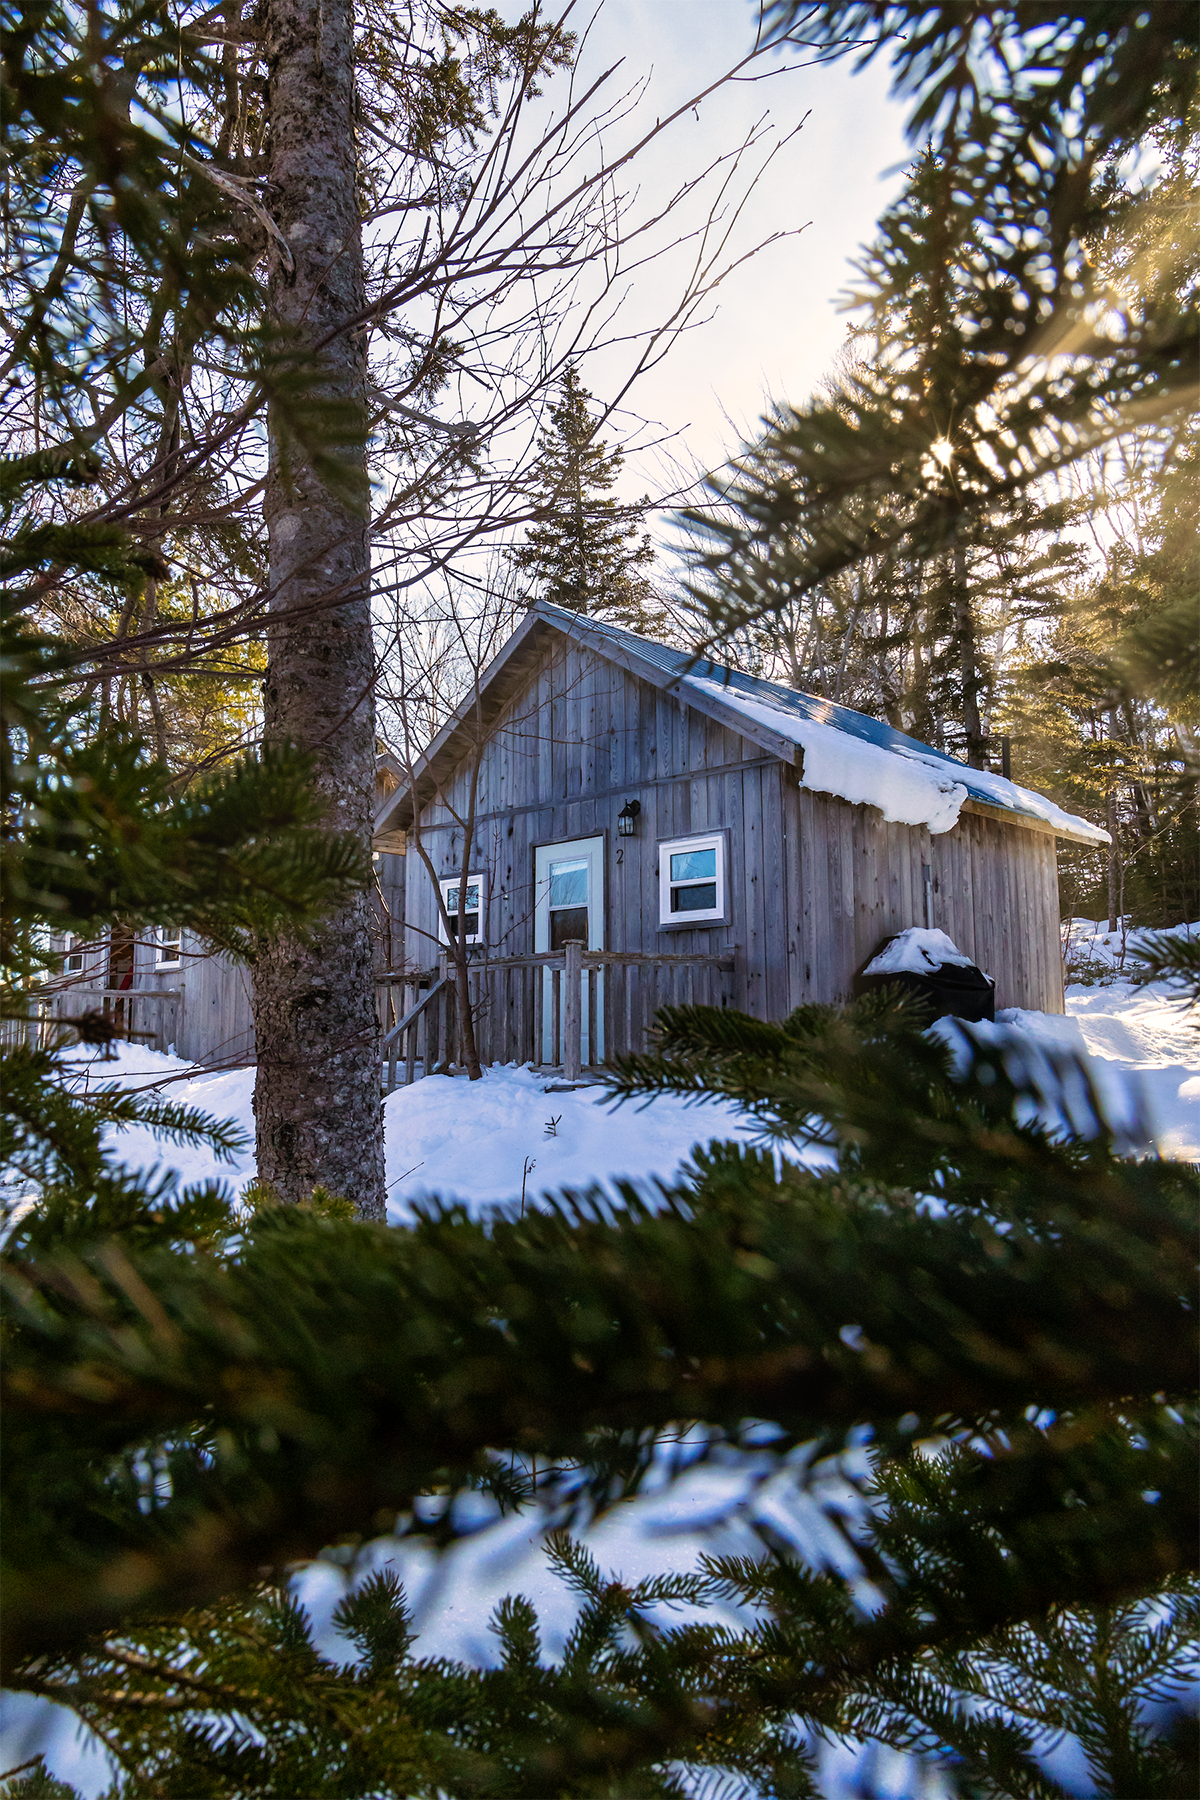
top-left (377, 943), bottom-right (735, 1093)
top-left (1, 986), bottom-right (183, 1055)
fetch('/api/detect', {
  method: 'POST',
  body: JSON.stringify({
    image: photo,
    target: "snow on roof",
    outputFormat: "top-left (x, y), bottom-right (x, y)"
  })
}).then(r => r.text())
top-left (523, 606), bottom-right (1107, 844)
top-left (683, 674), bottom-right (1109, 844)
top-left (687, 677), bottom-right (965, 833)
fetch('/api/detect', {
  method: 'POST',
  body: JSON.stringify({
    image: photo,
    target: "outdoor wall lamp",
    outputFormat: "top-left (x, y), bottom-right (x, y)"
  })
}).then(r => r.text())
top-left (617, 799), bottom-right (641, 838)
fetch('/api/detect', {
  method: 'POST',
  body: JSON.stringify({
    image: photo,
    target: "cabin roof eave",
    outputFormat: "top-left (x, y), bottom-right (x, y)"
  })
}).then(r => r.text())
top-left (958, 795), bottom-right (1102, 847)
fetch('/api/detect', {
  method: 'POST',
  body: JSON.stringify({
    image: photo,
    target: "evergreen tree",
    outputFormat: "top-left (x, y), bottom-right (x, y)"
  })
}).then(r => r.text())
top-left (0, 1539), bottom-right (816, 1797)
top-left (681, 144), bottom-right (1099, 766)
top-left (1003, 429), bottom-right (1199, 934)
top-left (683, 2), bottom-right (1197, 944)
top-left (687, 4), bottom-right (1197, 630)
top-left (3, 992), bottom-right (1196, 1791)
top-left (511, 366), bottom-right (659, 629)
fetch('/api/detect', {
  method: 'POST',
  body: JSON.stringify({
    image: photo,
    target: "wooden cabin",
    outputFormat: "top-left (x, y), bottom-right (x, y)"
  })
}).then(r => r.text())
top-left (371, 602), bottom-right (1107, 1080)
top-left (31, 602), bottom-right (1105, 1075)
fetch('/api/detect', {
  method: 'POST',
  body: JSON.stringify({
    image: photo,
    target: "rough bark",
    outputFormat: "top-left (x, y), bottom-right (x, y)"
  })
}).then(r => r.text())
top-left (954, 540), bottom-right (987, 768)
top-left (252, 0), bottom-right (385, 1217)
top-left (1107, 786), bottom-right (1121, 934)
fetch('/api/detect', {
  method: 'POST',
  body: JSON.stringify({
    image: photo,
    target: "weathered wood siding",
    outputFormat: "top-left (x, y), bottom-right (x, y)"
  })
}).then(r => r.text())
top-left (401, 635), bottom-right (1066, 1032)
top-left (932, 809), bottom-right (1063, 1013)
top-left (44, 848), bottom-right (410, 1068)
top-left (37, 641), bottom-right (1065, 1068)
top-left (373, 852), bottom-right (406, 970)
top-left (134, 934), bottom-right (255, 1065)
top-left (786, 789), bottom-right (1063, 1013)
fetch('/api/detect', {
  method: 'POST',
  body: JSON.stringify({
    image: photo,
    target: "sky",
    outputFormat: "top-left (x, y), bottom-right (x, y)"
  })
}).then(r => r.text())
top-left (537, 2), bottom-right (913, 511)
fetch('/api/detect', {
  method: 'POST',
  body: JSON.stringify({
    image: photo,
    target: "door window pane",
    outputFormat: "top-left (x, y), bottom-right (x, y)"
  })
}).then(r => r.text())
top-left (548, 859), bottom-right (588, 909)
top-left (672, 882), bottom-right (718, 912)
top-left (670, 848), bottom-right (716, 883)
top-left (550, 905), bottom-right (589, 950)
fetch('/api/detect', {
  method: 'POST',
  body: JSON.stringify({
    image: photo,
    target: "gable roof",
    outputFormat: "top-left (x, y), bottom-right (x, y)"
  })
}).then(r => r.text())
top-left (375, 600), bottom-right (1107, 847)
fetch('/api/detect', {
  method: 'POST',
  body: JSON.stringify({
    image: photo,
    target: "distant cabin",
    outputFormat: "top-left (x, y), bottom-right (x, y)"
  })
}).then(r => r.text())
top-left (45, 918), bottom-right (256, 1068)
top-left (373, 602), bottom-right (1106, 1067)
top-left (39, 602), bottom-right (1106, 1071)
top-left (40, 760), bottom-right (405, 1068)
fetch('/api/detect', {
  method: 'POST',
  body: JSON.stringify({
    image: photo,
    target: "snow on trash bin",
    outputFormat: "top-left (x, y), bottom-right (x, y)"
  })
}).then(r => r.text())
top-left (860, 927), bottom-right (996, 1024)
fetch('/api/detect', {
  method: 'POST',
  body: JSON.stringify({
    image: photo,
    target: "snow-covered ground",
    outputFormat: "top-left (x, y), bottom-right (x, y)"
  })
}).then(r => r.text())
top-left (52, 936), bottom-right (1200, 1203)
top-left (5, 951), bottom-right (1196, 1796)
top-left (43, 1046), bottom-right (823, 1219)
top-left (1057, 919), bottom-right (1199, 1157)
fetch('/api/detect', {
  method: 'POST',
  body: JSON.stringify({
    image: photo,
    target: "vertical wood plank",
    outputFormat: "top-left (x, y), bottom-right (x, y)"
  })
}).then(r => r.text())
top-left (762, 762), bottom-right (788, 1018)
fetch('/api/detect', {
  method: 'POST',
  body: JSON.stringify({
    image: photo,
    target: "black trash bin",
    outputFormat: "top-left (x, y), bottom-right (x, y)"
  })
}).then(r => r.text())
top-left (858, 930), bottom-right (996, 1024)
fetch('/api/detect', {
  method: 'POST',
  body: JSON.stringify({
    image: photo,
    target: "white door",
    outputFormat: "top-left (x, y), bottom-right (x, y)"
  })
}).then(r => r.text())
top-left (534, 836), bottom-right (604, 1064)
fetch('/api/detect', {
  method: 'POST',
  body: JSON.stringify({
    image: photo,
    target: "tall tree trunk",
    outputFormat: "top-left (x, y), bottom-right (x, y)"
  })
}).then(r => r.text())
top-left (1106, 708), bottom-right (1121, 933)
top-left (1106, 791), bottom-right (1121, 933)
top-left (1120, 699), bottom-right (1156, 849)
top-left (954, 540), bottom-right (987, 767)
top-left (910, 625), bottom-right (934, 746)
top-left (252, 0), bottom-right (385, 1218)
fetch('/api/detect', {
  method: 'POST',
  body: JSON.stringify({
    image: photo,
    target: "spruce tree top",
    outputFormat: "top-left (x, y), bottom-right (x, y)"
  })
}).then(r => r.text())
top-left (511, 367), bottom-right (657, 628)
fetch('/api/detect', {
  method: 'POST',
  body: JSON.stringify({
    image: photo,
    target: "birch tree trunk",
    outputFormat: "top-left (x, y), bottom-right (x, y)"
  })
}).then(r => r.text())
top-left (252, 0), bottom-right (385, 1218)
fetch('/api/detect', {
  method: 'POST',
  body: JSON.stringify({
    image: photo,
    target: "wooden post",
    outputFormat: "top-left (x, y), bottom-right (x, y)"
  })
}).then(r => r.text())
top-left (427, 972), bottom-right (441, 1075)
top-left (474, 964), bottom-right (486, 1066)
top-left (405, 982), bottom-right (416, 1088)
top-left (386, 987), bottom-right (400, 1094)
top-left (445, 978), bottom-right (457, 1070)
top-left (551, 966), bottom-right (561, 1067)
top-left (564, 939), bottom-right (582, 1082)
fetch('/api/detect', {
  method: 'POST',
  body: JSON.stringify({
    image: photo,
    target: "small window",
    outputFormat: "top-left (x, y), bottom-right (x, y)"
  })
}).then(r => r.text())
top-left (63, 933), bottom-right (85, 974)
top-left (439, 874), bottom-right (486, 946)
top-left (658, 833), bottom-right (727, 927)
top-left (156, 926), bottom-right (183, 968)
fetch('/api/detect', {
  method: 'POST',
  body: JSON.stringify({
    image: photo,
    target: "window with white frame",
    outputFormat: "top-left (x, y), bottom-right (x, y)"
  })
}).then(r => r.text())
top-left (438, 874), bottom-right (486, 945)
top-left (155, 926), bottom-right (183, 968)
top-left (63, 932), bottom-right (85, 974)
top-left (658, 833), bottom-right (727, 926)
